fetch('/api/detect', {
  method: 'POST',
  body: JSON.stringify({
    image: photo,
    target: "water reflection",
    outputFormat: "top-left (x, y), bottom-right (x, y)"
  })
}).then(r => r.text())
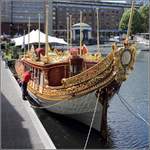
top-left (35, 109), bottom-right (114, 149)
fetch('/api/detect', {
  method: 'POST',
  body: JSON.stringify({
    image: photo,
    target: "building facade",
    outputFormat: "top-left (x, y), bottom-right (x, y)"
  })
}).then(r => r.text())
top-left (52, 0), bottom-right (125, 39)
top-left (1, 0), bottom-right (53, 36)
top-left (1, 0), bottom-right (139, 40)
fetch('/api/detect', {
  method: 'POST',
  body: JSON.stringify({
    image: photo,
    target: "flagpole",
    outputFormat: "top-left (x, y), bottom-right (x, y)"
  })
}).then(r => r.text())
top-left (67, 16), bottom-right (69, 51)
top-left (38, 14), bottom-right (41, 48)
top-left (28, 16), bottom-right (30, 52)
top-left (45, 4), bottom-right (49, 57)
top-left (127, 0), bottom-right (135, 40)
top-left (23, 30), bottom-right (25, 57)
top-left (96, 8), bottom-right (100, 53)
top-left (69, 15), bottom-right (72, 48)
top-left (80, 11), bottom-right (82, 56)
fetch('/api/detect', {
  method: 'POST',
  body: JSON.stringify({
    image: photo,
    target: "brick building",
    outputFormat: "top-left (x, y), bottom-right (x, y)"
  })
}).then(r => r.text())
top-left (1, 0), bottom-right (139, 40)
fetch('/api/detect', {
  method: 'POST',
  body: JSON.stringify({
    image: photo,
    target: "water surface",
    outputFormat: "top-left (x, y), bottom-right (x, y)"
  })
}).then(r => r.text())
top-left (108, 51), bottom-right (149, 149)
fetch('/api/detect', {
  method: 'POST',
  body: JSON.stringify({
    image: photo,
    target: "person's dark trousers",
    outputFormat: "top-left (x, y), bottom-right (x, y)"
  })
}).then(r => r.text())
top-left (22, 81), bottom-right (28, 100)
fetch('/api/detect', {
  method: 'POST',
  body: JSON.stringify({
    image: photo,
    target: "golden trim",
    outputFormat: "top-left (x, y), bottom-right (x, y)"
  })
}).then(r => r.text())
top-left (17, 45), bottom-right (136, 102)
top-left (62, 53), bottom-right (113, 87)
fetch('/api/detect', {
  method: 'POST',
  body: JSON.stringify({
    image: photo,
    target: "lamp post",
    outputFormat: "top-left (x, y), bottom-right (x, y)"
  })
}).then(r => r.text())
top-left (9, 23), bottom-right (13, 38)
top-left (28, 17), bottom-right (31, 52)
top-left (17, 25), bottom-right (20, 36)
top-left (80, 11), bottom-right (83, 56)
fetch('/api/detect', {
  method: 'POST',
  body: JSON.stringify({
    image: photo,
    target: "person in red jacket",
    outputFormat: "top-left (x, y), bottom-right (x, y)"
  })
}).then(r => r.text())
top-left (22, 70), bottom-right (32, 100)
top-left (81, 43), bottom-right (88, 55)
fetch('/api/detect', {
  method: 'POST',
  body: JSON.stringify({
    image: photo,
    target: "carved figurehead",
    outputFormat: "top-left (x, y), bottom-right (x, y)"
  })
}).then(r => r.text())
top-left (113, 39), bottom-right (136, 82)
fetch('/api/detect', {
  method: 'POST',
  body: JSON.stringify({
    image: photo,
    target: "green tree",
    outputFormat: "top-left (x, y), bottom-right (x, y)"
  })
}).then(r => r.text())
top-left (119, 8), bottom-right (143, 35)
top-left (139, 5), bottom-right (149, 33)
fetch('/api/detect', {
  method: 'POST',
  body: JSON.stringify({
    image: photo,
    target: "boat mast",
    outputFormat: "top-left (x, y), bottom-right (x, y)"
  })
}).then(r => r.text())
top-left (69, 15), bottom-right (72, 48)
top-left (38, 14), bottom-right (41, 48)
top-left (80, 11), bottom-right (83, 56)
top-left (67, 16), bottom-right (69, 50)
top-left (45, 4), bottom-right (49, 57)
top-left (28, 16), bottom-right (30, 52)
top-left (23, 30), bottom-right (25, 57)
top-left (126, 0), bottom-right (135, 40)
top-left (96, 8), bottom-right (100, 53)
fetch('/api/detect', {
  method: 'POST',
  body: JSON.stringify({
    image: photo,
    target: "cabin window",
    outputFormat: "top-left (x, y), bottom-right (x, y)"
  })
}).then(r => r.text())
top-left (29, 67), bottom-right (33, 80)
top-left (40, 71), bottom-right (44, 86)
top-left (37, 69), bottom-right (41, 86)
top-left (35, 68), bottom-right (38, 78)
top-left (70, 56), bottom-right (84, 76)
top-left (24, 64), bottom-right (31, 71)
top-left (47, 64), bottom-right (70, 86)
top-left (33, 68), bottom-right (41, 86)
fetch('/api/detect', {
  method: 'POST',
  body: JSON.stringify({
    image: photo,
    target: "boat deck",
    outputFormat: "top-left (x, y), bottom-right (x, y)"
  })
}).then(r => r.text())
top-left (1, 59), bottom-right (56, 149)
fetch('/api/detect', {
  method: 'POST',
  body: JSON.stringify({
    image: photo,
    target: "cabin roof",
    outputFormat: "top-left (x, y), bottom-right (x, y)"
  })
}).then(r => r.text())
top-left (73, 23), bottom-right (91, 28)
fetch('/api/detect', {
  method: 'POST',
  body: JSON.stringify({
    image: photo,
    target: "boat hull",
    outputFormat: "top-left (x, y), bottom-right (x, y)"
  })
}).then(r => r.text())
top-left (28, 90), bottom-right (103, 131)
top-left (15, 43), bottom-right (136, 132)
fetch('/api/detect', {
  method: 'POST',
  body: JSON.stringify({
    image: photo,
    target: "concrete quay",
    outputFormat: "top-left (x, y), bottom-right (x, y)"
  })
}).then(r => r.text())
top-left (1, 59), bottom-right (56, 149)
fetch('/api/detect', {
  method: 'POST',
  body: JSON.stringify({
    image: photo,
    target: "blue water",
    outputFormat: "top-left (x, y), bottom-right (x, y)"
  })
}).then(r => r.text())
top-left (108, 51), bottom-right (149, 149)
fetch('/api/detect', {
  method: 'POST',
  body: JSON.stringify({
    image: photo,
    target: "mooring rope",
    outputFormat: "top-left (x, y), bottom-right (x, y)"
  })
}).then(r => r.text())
top-left (83, 92), bottom-right (100, 150)
top-left (30, 99), bottom-right (69, 109)
top-left (117, 93), bottom-right (150, 126)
